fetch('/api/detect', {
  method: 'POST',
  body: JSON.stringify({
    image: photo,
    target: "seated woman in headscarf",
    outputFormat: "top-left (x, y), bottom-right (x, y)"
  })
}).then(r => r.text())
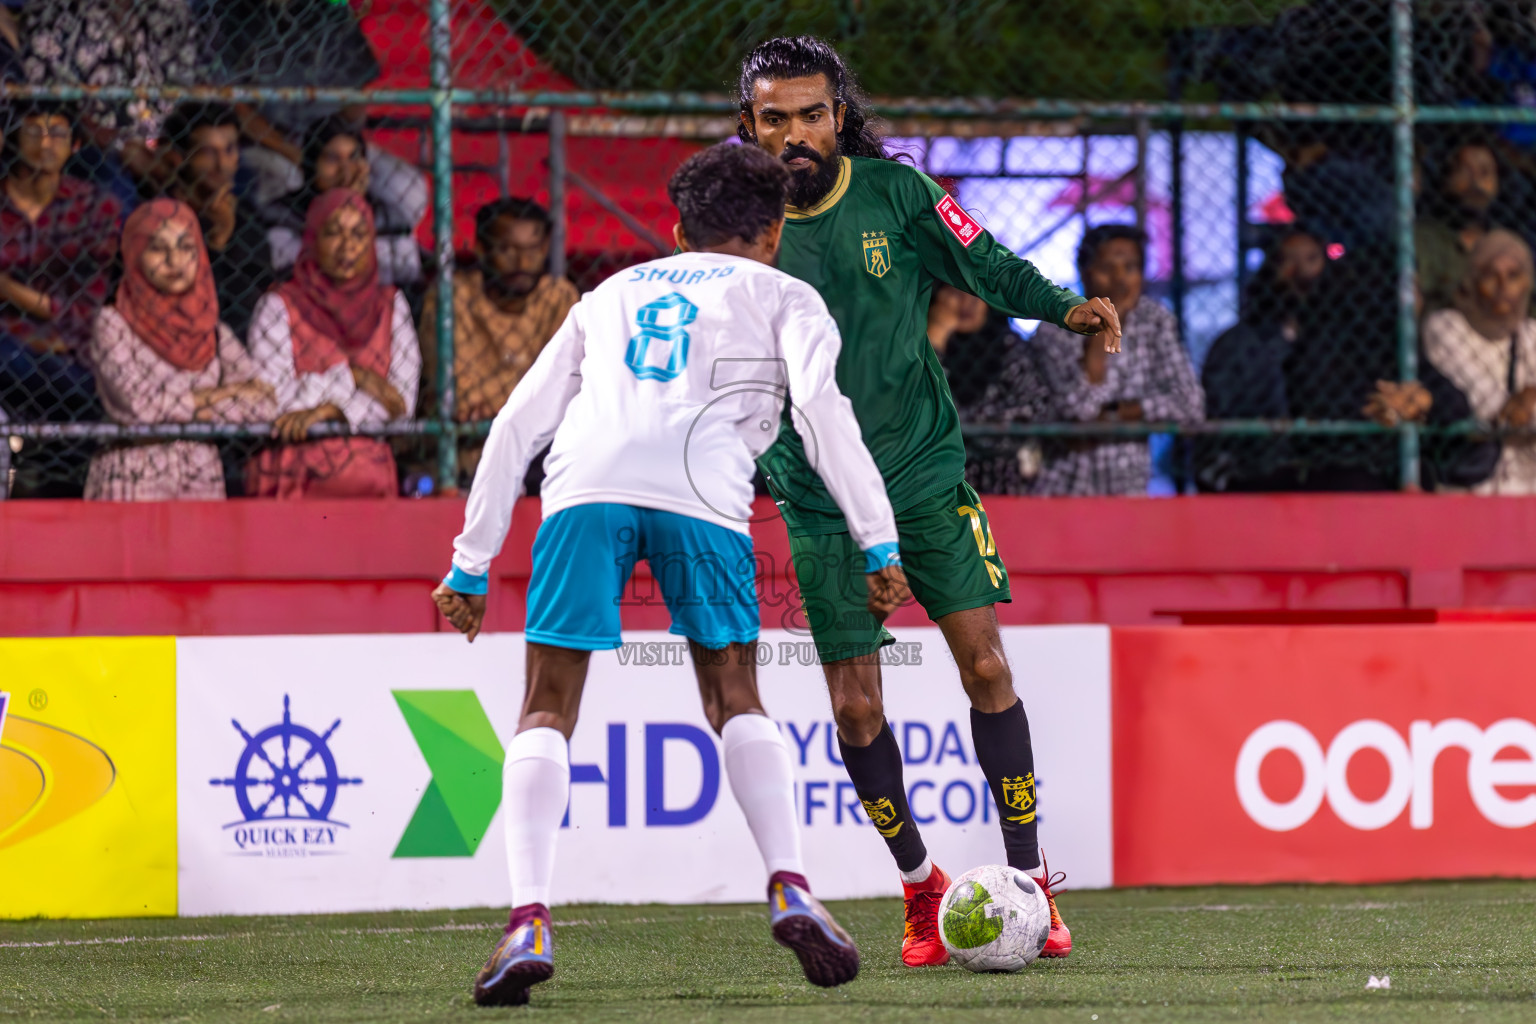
top-left (1424, 229), bottom-right (1536, 494)
top-left (248, 189), bottom-right (421, 498)
top-left (264, 115), bottom-right (426, 288)
top-left (85, 199), bottom-right (275, 501)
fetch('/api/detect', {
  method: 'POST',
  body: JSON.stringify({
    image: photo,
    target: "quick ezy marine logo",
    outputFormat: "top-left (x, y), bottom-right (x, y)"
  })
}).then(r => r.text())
top-left (209, 694), bottom-right (362, 857)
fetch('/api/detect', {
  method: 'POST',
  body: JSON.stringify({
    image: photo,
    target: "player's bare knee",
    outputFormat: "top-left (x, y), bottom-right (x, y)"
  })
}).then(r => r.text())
top-left (959, 648), bottom-right (1016, 710)
top-left (832, 692), bottom-right (883, 745)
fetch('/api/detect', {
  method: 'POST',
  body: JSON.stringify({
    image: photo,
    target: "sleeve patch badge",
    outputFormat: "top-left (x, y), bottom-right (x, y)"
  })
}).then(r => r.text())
top-left (935, 194), bottom-right (983, 247)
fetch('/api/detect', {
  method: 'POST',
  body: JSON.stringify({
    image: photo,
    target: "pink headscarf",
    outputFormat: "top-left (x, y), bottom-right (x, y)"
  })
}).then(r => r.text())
top-left (274, 189), bottom-right (393, 376)
top-left (116, 199), bottom-right (220, 371)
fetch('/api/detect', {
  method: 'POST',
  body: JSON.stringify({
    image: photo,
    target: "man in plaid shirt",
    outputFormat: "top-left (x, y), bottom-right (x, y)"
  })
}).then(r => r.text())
top-left (0, 99), bottom-right (121, 424)
top-left (1033, 224), bottom-right (1204, 495)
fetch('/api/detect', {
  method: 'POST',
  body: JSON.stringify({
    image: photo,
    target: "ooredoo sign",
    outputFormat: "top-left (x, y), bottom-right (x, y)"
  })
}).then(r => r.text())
top-left (1113, 625), bottom-right (1536, 886)
top-left (1237, 718), bottom-right (1536, 832)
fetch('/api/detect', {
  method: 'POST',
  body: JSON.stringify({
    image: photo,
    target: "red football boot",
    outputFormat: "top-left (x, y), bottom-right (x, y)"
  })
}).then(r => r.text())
top-left (900, 863), bottom-right (951, 967)
top-left (1030, 853), bottom-right (1071, 958)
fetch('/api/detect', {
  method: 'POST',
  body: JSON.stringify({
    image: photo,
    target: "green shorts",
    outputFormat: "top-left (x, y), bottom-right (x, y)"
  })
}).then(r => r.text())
top-left (787, 481), bottom-right (1011, 662)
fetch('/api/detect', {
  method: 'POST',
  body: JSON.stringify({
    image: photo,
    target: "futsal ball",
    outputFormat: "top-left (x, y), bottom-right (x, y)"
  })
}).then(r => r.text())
top-left (937, 864), bottom-right (1051, 972)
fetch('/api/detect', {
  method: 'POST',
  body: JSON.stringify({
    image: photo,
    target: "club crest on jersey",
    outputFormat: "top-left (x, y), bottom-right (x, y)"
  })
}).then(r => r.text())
top-left (861, 231), bottom-right (891, 277)
top-left (1002, 773), bottom-right (1037, 824)
top-left (935, 194), bottom-right (982, 247)
top-left (861, 796), bottom-right (904, 837)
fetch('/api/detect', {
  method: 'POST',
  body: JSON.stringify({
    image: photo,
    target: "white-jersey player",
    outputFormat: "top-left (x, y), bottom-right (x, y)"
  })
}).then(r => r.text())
top-left (433, 143), bottom-right (911, 1007)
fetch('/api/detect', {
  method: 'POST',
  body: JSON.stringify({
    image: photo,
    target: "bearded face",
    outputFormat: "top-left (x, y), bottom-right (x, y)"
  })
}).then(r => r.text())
top-left (780, 139), bottom-right (841, 209)
top-left (1445, 144), bottom-right (1498, 221)
top-left (744, 74), bottom-right (845, 209)
top-left (478, 215), bottom-right (549, 305)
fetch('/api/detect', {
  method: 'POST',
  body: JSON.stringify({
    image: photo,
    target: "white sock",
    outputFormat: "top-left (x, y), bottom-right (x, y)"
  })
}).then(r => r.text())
top-left (899, 855), bottom-right (934, 886)
top-left (721, 713), bottom-right (803, 878)
top-left (502, 726), bottom-right (570, 909)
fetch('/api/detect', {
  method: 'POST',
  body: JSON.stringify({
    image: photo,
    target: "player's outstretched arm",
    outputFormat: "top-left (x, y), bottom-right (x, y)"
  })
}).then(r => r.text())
top-left (907, 168), bottom-right (1120, 348)
top-left (437, 301), bottom-right (588, 640)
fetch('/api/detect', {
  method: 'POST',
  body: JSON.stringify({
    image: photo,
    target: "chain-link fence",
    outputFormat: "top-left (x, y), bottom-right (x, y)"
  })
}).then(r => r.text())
top-left (0, 1), bottom-right (1533, 499)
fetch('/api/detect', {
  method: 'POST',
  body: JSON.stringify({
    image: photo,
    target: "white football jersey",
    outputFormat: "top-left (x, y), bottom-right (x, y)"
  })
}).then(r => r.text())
top-left (451, 251), bottom-right (898, 578)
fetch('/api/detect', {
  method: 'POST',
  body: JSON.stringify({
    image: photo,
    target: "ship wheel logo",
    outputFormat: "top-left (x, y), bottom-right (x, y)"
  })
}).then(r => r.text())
top-left (210, 694), bottom-right (362, 824)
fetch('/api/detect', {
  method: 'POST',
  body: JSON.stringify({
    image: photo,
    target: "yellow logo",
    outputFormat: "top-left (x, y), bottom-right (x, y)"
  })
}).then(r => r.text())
top-left (1001, 774), bottom-right (1036, 824)
top-left (861, 231), bottom-right (890, 277)
top-left (0, 637), bottom-right (176, 920)
top-left (0, 704), bottom-right (116, 851)
top-left (861, 796), bottom-right (904, 838)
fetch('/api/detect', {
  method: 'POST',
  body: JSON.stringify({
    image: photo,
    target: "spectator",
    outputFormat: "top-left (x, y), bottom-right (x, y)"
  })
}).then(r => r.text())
top-left (85, 199), bottom-right (274, 500)
top-left (212, 0), bottom-right (381, 206)
top-left (1424, 229), bottom-right (1536, 494)
top-left (265, 115), bottom-right (427, 289)
top-left (0, 100), bottom-right (120, 426)
top-left (1032, 224), bottom-right (1204, 496)
top-left (1286, 245), bottom-right (1470, 490)
top-left (248, 189), bottom-right (420, 498)
top-left (162, 103), bottom-right (275, 343)
top-left (1273, 125), bottom-right (1395, 254)
top-left (20, 0), bottom-right (213, 208)
top-left (1197, 228), bottom-right (1327, 491)
top-left (420, 197), bottom-right (577, 481)
top-left (927, 284), bottom-right (1049, 494)
top-left (1417, 137), bottom-right (1506, 313)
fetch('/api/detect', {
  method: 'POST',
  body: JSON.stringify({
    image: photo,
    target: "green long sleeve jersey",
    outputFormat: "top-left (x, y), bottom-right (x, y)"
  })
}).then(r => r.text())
top-left (759, 154), bottom-right (1087, 532)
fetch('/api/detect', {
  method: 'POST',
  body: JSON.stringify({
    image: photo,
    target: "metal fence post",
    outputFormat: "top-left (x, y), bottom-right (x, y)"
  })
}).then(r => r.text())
top-left (1169, 120), bottom-right (1186, 344)
top-left (1235, 124), bottom-right (1250, 303)
top-left (1133, 115), bottom-right (1149, 232)
top-left (549, 110), bottom-right (568, 282)
top-left (430, 0), bottom-right (457, 493)
top-left (1392, 0), bottom-right (1420, 490)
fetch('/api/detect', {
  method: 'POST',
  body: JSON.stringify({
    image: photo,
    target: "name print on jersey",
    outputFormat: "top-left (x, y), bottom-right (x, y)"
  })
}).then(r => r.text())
top-left (625, 264), bottom-right (736, 286)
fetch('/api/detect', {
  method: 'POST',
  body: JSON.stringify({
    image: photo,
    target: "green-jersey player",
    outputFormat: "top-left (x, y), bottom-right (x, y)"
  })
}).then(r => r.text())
top-left (737, 36), bottom-right (1123, 967)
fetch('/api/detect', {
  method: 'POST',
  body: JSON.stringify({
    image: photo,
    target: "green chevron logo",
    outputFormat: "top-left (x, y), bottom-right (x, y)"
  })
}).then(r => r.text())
top-left (391, 690), bottom-right (505, 858)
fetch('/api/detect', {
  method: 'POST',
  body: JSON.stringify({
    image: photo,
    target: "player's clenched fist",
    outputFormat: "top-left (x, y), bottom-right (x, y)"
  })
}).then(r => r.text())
top-left (1065, 296), bottom-right (1123, 353)
top-left (432, 582), bottom-right (487, 643)
top-left (865, 564), bottom-right (910, 624)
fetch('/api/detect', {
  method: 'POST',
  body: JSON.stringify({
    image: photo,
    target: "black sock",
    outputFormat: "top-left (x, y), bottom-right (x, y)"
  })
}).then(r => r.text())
top-left (838, 720), bottom-right (929, 874)
top-left (971, 701), bottom-right (1040, 873)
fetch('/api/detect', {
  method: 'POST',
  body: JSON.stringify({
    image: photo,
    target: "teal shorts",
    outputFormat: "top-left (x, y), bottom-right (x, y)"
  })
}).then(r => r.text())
top-left (526, 504), bottom-right (759, 650)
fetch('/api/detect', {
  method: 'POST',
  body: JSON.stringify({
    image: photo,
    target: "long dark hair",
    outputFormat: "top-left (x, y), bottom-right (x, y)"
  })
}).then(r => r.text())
top-left (736, 36), bottom-right (890, 160)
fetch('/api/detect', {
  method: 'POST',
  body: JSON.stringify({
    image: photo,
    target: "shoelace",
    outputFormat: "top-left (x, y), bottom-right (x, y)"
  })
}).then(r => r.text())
top-left (1036, 867), bottom-right (1068, 928)
top-left (903, 889), bottom-right (944, 941)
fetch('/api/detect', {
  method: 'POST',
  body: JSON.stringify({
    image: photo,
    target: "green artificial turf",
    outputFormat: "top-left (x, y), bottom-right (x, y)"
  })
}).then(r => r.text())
top-left (4, 881), bottom-right (1536, 1022)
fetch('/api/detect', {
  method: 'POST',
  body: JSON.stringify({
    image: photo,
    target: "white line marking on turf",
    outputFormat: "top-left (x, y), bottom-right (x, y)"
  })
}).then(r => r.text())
top-left (10, 894), bottom-right (1531, 951)
top-left (0, 933), bottom-right (233, 949)
top-left (0, 921), bottom-right (527, 950)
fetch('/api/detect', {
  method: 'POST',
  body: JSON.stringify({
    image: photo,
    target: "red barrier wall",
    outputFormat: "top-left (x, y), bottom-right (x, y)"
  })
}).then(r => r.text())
top-left (4, 494), bottom-right (1536, 637)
